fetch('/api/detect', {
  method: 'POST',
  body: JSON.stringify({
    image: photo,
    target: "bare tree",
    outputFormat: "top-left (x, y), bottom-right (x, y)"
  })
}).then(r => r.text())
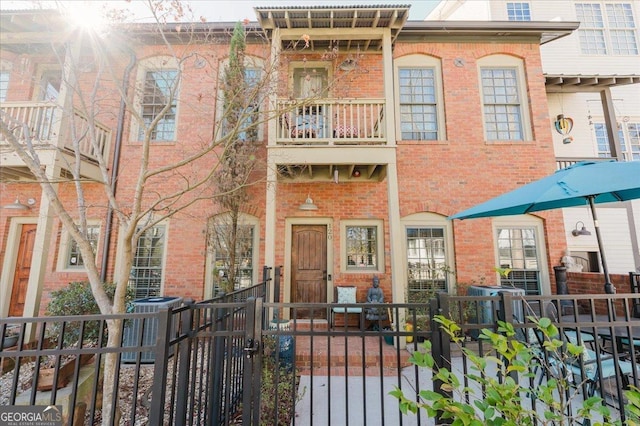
top-left (211, 21), bottom-right (260, 294)
top-left (0, 2), bottom-right (281, 422)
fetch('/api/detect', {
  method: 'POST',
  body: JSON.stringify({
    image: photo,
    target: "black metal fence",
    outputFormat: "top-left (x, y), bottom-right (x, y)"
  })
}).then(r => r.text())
top-left (2, 288), bottom-right (640, 425)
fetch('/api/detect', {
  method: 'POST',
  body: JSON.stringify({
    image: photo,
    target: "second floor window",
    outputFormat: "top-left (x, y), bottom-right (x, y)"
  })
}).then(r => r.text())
top-left (507, 2), bottom-right (531, 21)
top-left (595, 121), bottom-right (640, 160)
top-left (398, 68), bottom-right (438, 140)
top-left (576, 3), bottom-right (638, 55)
top-left (0, 71), bottom-right (9, 101)
top-left (481, 68), bottom-right (523, 140)
top-left (140, 70), bottom-right (178, 141)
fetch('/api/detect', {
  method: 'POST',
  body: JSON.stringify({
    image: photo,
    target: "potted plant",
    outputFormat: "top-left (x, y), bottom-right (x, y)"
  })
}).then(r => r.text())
top-left (2, 324), bottom-right (20, 349)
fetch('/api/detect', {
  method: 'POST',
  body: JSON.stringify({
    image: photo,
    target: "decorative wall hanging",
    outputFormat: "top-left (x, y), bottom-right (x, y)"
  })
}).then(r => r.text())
top-left (554, 114), bottom-right (573, 135)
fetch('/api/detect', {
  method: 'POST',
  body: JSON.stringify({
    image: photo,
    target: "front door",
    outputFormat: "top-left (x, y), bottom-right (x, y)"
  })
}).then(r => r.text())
top-left (291, 225), bottom-right (327, 319)
top-left (9, 224), bottom-right (36, 317)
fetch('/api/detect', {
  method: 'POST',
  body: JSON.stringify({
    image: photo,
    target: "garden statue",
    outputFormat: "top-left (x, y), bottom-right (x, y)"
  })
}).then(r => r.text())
top-left (366, 276), bottom-right (388, 326)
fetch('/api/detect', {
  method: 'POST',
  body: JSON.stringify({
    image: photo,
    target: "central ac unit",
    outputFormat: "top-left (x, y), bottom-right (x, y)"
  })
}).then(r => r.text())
top-left (467, 286), bottom-right (525, 338)
top-left (122, 296), bottom-right (182, 363)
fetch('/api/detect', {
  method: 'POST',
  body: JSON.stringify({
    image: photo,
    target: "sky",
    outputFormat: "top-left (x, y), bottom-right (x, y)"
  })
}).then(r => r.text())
top-left (1, 0), bottom-right (441, 22)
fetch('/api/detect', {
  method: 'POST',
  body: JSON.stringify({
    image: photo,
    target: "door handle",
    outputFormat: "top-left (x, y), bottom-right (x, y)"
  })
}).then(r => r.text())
top-left (323, 271), bottom-right (327, 280)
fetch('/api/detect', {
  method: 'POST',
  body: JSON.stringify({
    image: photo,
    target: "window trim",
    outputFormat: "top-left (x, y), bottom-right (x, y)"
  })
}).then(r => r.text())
top-left (204, 213), bottom-right (260, 299)
top-left (477, 54), bottom-right (532, 142)
top-left (506, 2), bottom-right (532, 21)
top-left (56, 223), bottom-right (101, 272)
top-left (287, 60), bottom-right (332, 99)
top-left (130, 56), bottom-right (181, 143)
top-left (340, 219), bottom-right (385, 274)
top-left (492, 216), bottom-right (550, 295)
top-left (126, 222), bottom-right (169, 299)
top-left (0, 60), bottom-right (11, 102)
top-left (401, 212), bottom-right (456, 296)
top-left (216, 55), bottom-right (266, 141)
top-left (575, 2), bottom-right (639, 56)
top-left (394, 54), bottom-right (446, 142)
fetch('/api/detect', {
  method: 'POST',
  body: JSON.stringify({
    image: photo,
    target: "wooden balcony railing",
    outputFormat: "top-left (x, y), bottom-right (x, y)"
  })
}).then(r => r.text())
top-left (276, 99), bottom-right (386, 145)
top-left (0, 102), bottom-right (110, 163)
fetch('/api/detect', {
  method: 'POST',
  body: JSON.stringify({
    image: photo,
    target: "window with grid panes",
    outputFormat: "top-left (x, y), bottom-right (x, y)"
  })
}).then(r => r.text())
top-left (481, 68), bottom-right (523, 140)
top-left (595, 121), bottom-right (640, 160)
top-left (211, 224), bottom-right (254, 290)
top-left (507, 2), bottom-right (531, 21)
top-left (576, 3), bottom-right (638, 55)
top-left (66, 226), bottom-right (99, 268)
top-left (129, 225), bottom-right (166, 299)
top-left (139, 70), bottom-right (178, 141)
top-left (0, 71), bottom-right (9, 101)
top-left (497, 227), bottom-right (540, 295)
top-left (399, 68), bottom-right (438, 140)
top-left (346, 226), bottom-right (378, 270)
top-left (406, 227), bottom-right (448, 302)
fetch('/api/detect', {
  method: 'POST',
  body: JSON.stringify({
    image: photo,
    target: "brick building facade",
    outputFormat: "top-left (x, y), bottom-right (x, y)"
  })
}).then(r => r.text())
top-left (0, 6), bottom-right (578, 318)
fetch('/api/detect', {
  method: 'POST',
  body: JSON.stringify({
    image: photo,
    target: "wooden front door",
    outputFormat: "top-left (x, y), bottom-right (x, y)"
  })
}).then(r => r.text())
top-left (291, 225), bottom-right (327, 319)
top-left (9, 224), bottom-right (36, 317)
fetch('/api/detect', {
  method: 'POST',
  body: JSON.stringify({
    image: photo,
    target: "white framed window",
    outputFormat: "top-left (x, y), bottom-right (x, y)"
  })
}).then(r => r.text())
top-left (595, 121), bottom-right (640, 160)
top-left (576, 2), bottom-right (639, 55)
top-left (57, 224), bottom-right (100, 271)
top-left (289, 62), bottom-right (330, 99)
top-left (0, 71), bottom-right (9, 101)
top-left (217, 56), bottom-right (265, 142)
top-left (478, 55), bottom-right (531, 141)
top-left (341, 219), bottom-right (384, 273)
top-left (206, 213), bottom-right (259, 294)
top-left (403, 212), bottom-right (455, 301)
top-left (131, 56), bottom-right (180, 142)
top-left (507, 2), bottom-right (531, 21)
top-left (494, 221), bottom-right (546, 295)
top-left (395, 55), bottom-right (445, 141)
top-left (129, 224), bottom-right (167, 299)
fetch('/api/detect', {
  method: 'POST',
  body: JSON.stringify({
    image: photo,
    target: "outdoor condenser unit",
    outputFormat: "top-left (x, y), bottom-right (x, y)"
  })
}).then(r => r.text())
top-left (121, 296), bottom-right (182, 363)
top-left (467, 286), bottom-right (525, 338)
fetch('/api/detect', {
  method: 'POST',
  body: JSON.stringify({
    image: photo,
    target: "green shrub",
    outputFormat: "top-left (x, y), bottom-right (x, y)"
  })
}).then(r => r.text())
top-left (45, 281), bottom-right (133, 345)
top-left (391, 315), bottom-right (640, 425)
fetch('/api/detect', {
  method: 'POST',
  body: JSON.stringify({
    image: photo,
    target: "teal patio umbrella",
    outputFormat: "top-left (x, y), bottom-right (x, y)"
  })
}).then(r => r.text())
top-left (449, 160), bottom-right (640, 294)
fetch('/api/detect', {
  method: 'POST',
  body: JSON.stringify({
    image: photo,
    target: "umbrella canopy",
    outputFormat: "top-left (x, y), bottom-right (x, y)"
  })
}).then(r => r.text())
top-left (449, 160), bottom-right (640, 294)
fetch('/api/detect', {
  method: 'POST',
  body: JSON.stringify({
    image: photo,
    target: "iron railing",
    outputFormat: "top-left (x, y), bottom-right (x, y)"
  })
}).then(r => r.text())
top-left (2, 289), bottom-right (640, 425)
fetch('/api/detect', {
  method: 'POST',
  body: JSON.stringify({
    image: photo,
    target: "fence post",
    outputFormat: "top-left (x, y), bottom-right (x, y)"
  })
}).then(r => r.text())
top-left (498, 292), bottom-right (519, 384)
top-left (149, 306), bottom-right (173, 425)
top-left (211, 303), bottom-right (228, 425)
top-left (243, 297), bottom-right (264, 426)
top-left (431, 293), bottom-right (452, 424)
top-left (174, 299), bottom-right (194, 425)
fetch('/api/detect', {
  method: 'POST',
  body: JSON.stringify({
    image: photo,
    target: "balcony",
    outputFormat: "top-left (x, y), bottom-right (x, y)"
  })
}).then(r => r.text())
top-left (0, 102), bottom-right (110, 180)
top-left (556, 157), bottom-right (616, 170)
top-left (276, 99), bottom-right (386, 145)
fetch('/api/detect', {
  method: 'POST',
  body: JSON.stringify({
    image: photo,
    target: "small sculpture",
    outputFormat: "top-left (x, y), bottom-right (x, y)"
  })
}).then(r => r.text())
top-left (366, 276), bottom-right (387, 324)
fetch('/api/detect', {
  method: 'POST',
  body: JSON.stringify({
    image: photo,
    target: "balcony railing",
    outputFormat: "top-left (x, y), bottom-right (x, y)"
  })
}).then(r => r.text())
top-left (556, 156), bottom-right (616, 170)
top-left (0, 102), bottom-right (110, 163)
top-left (276, 99), bottom-right (386, 145)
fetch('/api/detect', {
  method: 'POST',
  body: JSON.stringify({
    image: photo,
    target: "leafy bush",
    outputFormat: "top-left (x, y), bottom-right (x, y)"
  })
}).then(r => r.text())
top-left (45, 281), bottom-right (133, 345)
top-left (391, 315), bottom-right (640, 425)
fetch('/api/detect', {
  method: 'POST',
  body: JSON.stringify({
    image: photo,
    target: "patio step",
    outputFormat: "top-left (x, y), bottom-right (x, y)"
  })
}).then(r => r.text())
top-left (294, 335), bottom-right (412, 376)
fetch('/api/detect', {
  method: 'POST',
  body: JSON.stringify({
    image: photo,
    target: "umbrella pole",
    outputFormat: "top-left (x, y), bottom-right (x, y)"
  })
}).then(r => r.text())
top-left (588, 195), bottom-right (616, 294)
